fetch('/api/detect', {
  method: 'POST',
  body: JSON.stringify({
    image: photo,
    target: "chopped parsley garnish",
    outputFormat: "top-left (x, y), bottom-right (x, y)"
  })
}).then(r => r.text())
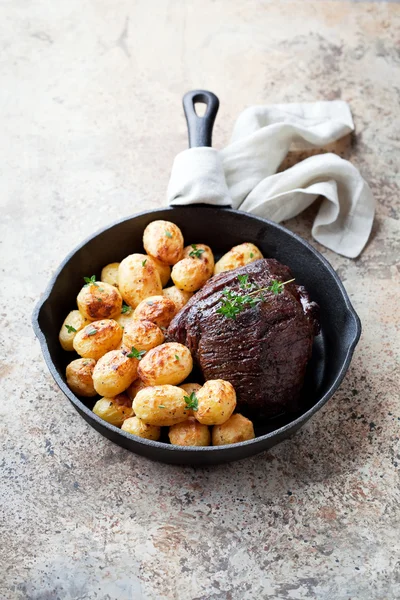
top-left (142, 259), bottom-right (147, 267)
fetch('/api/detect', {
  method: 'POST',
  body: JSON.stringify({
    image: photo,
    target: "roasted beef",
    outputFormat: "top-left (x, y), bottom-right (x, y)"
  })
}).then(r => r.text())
top-left (168, 259), bottom-right (320, 418)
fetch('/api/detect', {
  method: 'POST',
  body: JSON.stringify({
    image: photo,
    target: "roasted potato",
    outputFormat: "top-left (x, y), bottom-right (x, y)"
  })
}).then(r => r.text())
top-left (179, 383), bottom-right (202, 396)
top-left (118, 254), bottom-right (162, 309)
top-left (121, 416), bottom-right (161, 440)
top-left (212, 413), bottom-right (255, 445)
top-left (66, 358), bottom-right (97, 397)
top-left (171, 258), bottom-right (211, 292)
top-left (126, 378), bottom-right (148, 401)
top-left (138, 342), bottom-right (193, 386)
top-left (73, 319), bottom-right (123, 360)
top-left (77, 280), bottom-right (122, 320)
top-left (169, 417), bottom-right (210, 447)
top-left (133, 295), bottom-right (176, 328)
top-left (195, 379), bottom-right (237, 425)
top-left (114, 307), bottom-right (136, 330)
top-left (92, 350), bottom-right (139, 397)
top-left (182, 244), bottom-right (214, 277)
top-left (122, 319), bottom-right (164, 353)
top-left (132, 385), bottom-right (189, 426)
top-left (143, 220), bottom-right (184, 265)
top-left (59, 310), bottom-right (91, 351)
top-left (214, 243), bottom-right (263, 275)
top-left (101, 262), bottom-right (120, 288)
top-left (162, 286), bottom-right (193, 315)
top-left (93, 394), bottom-right (134, 427)
top-left (148, 257), bottom-right (171, 287)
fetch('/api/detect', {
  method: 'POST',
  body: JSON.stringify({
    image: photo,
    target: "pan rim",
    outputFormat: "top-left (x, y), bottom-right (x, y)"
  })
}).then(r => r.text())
top-left (32, 206), bottom-right (361, 455)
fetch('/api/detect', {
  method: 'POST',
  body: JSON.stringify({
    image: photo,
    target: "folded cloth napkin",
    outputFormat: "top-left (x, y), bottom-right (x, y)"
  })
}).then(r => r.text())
top-left (167, 101), bottom-right (375, 258)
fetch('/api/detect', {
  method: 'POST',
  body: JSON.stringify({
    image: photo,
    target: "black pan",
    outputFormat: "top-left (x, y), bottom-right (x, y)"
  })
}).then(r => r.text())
top-left (32, 90), bottom-right (361, 465)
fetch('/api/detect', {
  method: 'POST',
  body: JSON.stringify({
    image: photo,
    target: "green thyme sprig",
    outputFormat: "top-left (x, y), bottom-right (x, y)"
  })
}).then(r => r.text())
top-left (83, 275), bottom-right (98, 287)
top-left (184, 391), bottom-right (198, 411)
top-left (65, 324), bottom-right (77, 333)
top-left (127, 346), bottom-right (146, 360)
top-left (121, 303), bottom-right (132, 314)
top-left (188, 244), bottom-right (205, 259)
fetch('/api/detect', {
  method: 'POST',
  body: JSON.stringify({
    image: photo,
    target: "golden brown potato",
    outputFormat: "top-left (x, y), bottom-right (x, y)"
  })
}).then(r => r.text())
top-left (92, 350), bottom-right (139, 397)
top-left (59, 310), bottom-right (91, 351)
top-left (122, 319), bottom-right (164, 353)
top-left (77, 280), bottom-right (122, 320)
top-left (212, 413), bottom-right (255, 446)
top-left (66, 358), bottom-right (97, 397)
top-left (118, 254), bottom-right (162, 309)
top-left (121, 416), bottom-right (161, 440)
top-left (171, 258), bottom-right (211, 292)
top-left (114, 306), bottom-right (136, 330)
top-left (101, 262), bottom-right (120, 288)
top-left (126, 378), bottom-right (148, 401)
top-left (132, 385), bottom-right (189, 426)
top-left (195, 380), bottom-right (237, 425)
top-left (93, 394), bottom-right (134, 427)
top-left (214, 243), bottom-right (263, 275)
top-left (162, 286), bottom-right (193, 316)
top-left (138, 342), bottom-right (193, 386)
top-left (148, 257), bottom-right (171, 287)
top-left (182, 244), bottom-right (215, 277)
top-left (133, 295), bottom-right (176, 328)
top-left (73, 320), bottom-right (123, 360)
top-left (169, 417), bottom-right (210, 447)
top-left (143, 220), bottom-right (184, 265)
top-left (179, 383), bottom-right (202, 396)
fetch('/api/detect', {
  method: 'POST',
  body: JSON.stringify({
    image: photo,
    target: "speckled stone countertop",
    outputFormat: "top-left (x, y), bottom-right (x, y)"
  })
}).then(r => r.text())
top-left (1, 1), bottom-right (399, 599)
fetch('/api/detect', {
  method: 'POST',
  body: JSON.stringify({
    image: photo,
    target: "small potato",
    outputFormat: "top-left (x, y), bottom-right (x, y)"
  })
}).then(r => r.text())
top-left (148, 257), bottom-right (171, 287)
top-left (122, 319), bottom-right (164, 352)
top-left (93, 394), bottom-right (134, 427)
top-left (92, 350), bottom-right (139, 397)
top-left (138, 342), bottom-right (193, 386)
top-left (179, 383), bottom-right (202, 396)
top-left (126, 378), bottom-right (148, 401)
top-left (77, 280), bottom-right (122, 320)
top-left (101, 262), bottom-right (120, 288)
top-left (59, 310), bottom-right (91, 351)
top-left (132, 385), bottom-right (189, 426)
top-left (171, 258), bottom-right (211, 292)
top-left (118, 254), bottom-right (162, 309)
top-left (162, 286), bottom-right (193, 315)
top-left (182, 244), bottom-right (215, 277)
top-left (121, 416), bottom-right (161, 440)
top-left (114, 307), bottom-right (136, 330)
top-left (214, 243), bottom-right (263, 275)
top-left (133, 295), bottom-right (176, 328)
top-left (66, 358), bottom-right (97, 397)
top-left (195, 380), bottom-right (237, 425)
top-left (143, 220), bottom-right (184, 265)
top-left (212, 413), bottom-right (255, 446)
top-left (169, 417), bottom-right (210, 447)
top-left (73, 319), bottom-right (122, 360)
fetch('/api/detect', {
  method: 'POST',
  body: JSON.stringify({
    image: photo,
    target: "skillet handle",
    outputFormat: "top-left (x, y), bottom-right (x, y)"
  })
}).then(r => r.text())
top-left (183, 90), bottom-right (219, 148)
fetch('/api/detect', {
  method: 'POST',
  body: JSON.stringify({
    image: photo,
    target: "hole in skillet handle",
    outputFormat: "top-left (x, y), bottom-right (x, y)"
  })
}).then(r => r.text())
top-left (182, 90), bottom-right (220, 148)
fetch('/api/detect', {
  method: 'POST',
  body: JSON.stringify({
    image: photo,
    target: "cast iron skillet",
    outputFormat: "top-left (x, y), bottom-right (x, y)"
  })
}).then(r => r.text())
top-left (32, 90), bottom-right (361, 465)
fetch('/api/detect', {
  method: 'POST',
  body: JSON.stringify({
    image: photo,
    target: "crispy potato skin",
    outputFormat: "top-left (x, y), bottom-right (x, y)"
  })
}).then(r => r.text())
top-left (77, 281), bottom-right (122, 320)
top-left (133, 385), bottom-right (190, 426)
top-left (118, 254), bottom-right (162, 309)
top-left (59, 310), bottom-right (91, 351)
top-left (195, 380), bottom-right (237, 425)
top-left (162, 286), bottom-right (193, 315)
top-left (93, 394), bottom-right (134, 427)
top-left (169, 417), bottom-right (210, 446)
top-left (121, 416), bottom-right (161, 440)
top-left (214, 243), bottom-right (263, 275)
top-left (182, 244), bottom-right (215, 277)
top-left (171, 258), bottom-right (211, 292)
top-left (66, 358), bottom-right (97, 397)
top-left (73, 319), bottom-right (122, 360)
top-left (148, 257), bottom-right (171, 287)
top-left (101, 262), bottom-right (120, 288)
top-left (92, 350), bottom-right (139, 397)
top-left (133, 295), bottom-right (176, 328)
top-left (126, 378), bottom-right (148, 401)
top-left (138, 342), bottom-right (193, 386)
top-left (143, 220), bottom-right (184, 265)
top-left (122, 319), bottom-right (164, 353)
top-left (212, 413), bottom-right (255, 445)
